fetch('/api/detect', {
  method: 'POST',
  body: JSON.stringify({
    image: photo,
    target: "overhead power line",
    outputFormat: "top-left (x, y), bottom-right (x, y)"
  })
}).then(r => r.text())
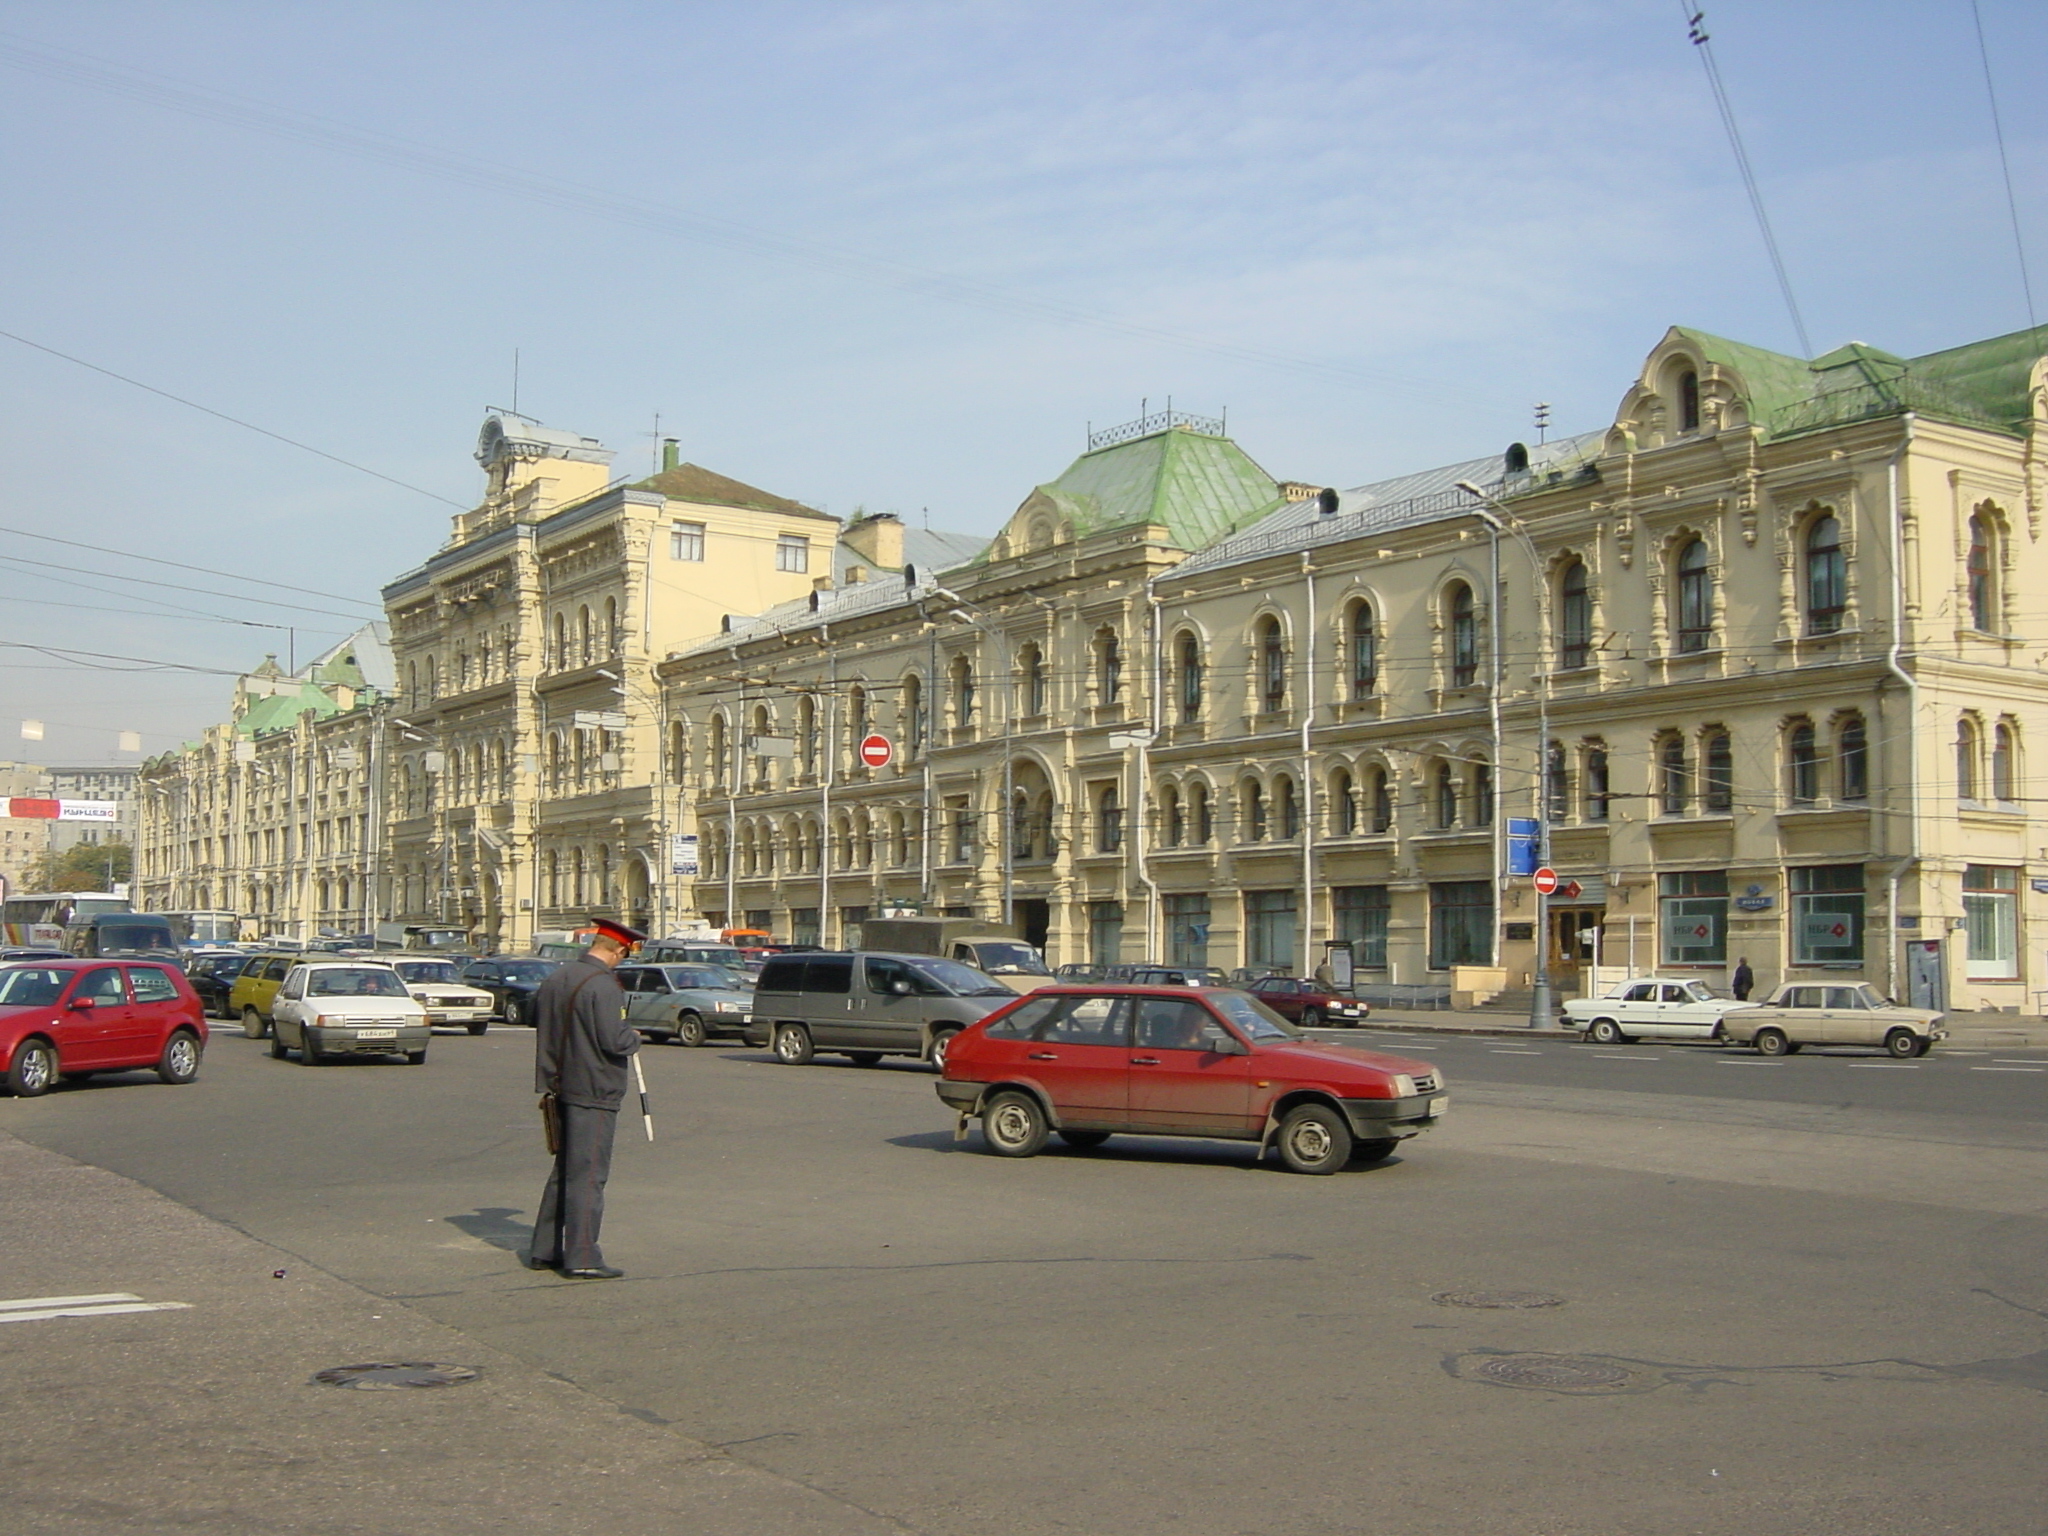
top-left (1969, 0), bottom-right (2041, 338)
top-left (0, 521), bottom-right (383, 611)
top-left (1679, 6), bottom-right (1814, 358)
top-left (0, 549), bottom-right (374, 623)
top-left (0, 32), bottom-right (1467, 402)
top-left (0, 327), bottom-right (467, 510)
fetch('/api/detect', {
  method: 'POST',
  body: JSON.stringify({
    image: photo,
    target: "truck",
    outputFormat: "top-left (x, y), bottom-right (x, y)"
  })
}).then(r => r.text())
top-left (855, 917), bottom-right (1053, 993)
top-left (374, 922), bottom-right (473, 954)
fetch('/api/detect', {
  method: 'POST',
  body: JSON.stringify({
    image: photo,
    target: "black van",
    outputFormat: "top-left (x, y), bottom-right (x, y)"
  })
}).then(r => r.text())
top-left (63, 913), bottom-right (185, 969)
top-left (746, 951), bottom-right (1015, 1070)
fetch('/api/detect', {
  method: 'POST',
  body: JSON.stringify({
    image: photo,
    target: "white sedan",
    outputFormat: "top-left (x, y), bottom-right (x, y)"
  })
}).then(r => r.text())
top-left (1562, 978), bottom-right (1756, 1044)
top-left (389, 958), bottom-right (497, 1035)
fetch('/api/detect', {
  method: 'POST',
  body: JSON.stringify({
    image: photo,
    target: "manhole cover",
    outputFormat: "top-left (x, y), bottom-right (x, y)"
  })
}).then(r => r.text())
top-left (1432, 1289), bottom-right (1566, 1310)
top-left (311, 1362), bottom-right (480, 1390)
top-left (1452, 1352), bottom-right (1649, 1395)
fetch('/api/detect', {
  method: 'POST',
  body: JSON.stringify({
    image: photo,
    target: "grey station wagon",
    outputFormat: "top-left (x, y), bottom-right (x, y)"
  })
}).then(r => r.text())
top-left (746, 951), bottom-right (1015, 1070)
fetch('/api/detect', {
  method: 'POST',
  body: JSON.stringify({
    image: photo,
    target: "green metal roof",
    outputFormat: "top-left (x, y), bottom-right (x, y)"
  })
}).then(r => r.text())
top-left (1000, 424), bottom-right (1281, 555)
top-left (237, 682), bottom-right (345, 737)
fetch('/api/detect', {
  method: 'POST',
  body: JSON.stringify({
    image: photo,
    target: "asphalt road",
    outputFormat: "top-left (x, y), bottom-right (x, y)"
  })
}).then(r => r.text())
top-left (8, 1020), bottom-right (2048, 1535)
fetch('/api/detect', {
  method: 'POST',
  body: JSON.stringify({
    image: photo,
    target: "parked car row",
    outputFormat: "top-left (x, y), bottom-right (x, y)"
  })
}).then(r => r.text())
top-left (1561, 976), bottom-right (1946, 1056)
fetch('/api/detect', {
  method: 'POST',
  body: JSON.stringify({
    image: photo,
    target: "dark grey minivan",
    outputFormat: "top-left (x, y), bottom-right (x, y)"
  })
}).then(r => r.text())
top-left (746, 951), bottom-right (1015, 1069)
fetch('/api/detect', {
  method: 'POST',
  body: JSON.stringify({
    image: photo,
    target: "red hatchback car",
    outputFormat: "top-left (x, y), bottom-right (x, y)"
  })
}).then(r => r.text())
top-left (937, 985), bottom-right (1446, 1174)
top-left (0, 961), bottom-right (209, 1097)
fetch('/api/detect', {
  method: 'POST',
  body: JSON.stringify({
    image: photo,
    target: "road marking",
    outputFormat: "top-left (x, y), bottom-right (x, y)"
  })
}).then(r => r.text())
top-left (1716, 1059), bottom-right (1777, 1066)
top-left (1490, 1049), bottom-right (1543, 1055)
top-left (0, 1292), bottom-right (191, 1325)
top-left (1991, 1059), bottom-right (2048, 1065)
top-left (1848, 1063), bottom-right (1919, 1069)
top-left (1589, 1055), bottom-right (1660, 1061)
top-left (1972, 1066), bottom-right (2046, 1073)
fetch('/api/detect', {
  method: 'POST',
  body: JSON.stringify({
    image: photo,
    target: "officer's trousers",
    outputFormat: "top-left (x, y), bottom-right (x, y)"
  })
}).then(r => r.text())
top-left (531, 1102), bottom-right (618, 1270)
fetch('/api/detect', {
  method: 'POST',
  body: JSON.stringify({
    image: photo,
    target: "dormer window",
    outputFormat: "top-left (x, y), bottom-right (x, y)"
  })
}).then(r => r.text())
top-left (1678, 369), bottom-right (1701, 433)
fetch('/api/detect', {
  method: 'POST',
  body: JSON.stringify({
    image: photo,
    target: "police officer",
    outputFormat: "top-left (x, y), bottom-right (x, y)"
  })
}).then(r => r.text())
top-left (527, 916), bottom-right (644, 1279)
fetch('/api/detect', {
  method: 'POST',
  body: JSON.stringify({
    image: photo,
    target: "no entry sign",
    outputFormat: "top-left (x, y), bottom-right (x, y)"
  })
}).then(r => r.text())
top-left (859, 733), bottom-right (893, 769)
top-left (1532, 867), bottom-right (1560, 896)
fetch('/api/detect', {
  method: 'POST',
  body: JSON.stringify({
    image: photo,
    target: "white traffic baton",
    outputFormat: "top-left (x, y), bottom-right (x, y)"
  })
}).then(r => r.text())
top-left (632, 1053), bottom-right (654, 1142)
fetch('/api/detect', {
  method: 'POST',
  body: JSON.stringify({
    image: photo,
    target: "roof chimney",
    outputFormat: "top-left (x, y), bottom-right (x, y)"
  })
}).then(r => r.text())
top-left (661, 438), bottom-right (680, 473)
top-left (841, 511), bottom-right (905, 570)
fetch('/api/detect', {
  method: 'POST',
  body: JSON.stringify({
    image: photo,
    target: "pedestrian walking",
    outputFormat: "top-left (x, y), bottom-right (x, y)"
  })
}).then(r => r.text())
top-left (1731, 957), bottom-right (1754, 1002)
top-left (527, 916), bottom-right (646, 1280)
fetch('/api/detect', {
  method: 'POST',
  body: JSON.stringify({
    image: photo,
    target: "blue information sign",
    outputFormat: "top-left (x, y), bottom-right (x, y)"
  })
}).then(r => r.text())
top-left (1506, 818), bottom-right (1541, 876)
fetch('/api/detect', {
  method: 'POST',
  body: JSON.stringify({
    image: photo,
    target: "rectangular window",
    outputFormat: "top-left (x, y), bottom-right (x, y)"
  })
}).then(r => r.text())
top-left (1791, 864), bottom-right (1864, 965)
top-left (1333, 886), bottom-right (1389, 969)
top-left (1427, 881), bottom-right (1492, 969)
top-left (1089, 900), bottom-right (1124, 968)
top-left (1964, 864), bottom-right (2019, 980)
top-left (838, 906), bottom-right (870, 945)
top-left (1164, 894), bottom-right (1210, 967)
top-left (776, 535), bottom-right (809, 573)
top-left (946, 798), bottom-right (974, 864)
top-left (670, 521), bottom-right (706, 561)
top-left (1659, 870), bottom-right (1728, 966)
top-left (1244, 889), bottom-right (1299, 969)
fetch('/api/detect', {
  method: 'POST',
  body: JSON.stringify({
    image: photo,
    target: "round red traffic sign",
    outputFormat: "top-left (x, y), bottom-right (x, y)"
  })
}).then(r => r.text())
top-left (859, 733), bottom-right (893, 769)
top-left (1532, 867), bottom-right (1560, 896)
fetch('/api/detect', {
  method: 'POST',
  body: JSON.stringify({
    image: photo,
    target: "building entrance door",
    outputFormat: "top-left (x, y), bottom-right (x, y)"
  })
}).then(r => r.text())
top-left (1016, 898), bottom-right (1050, 954)
top-left (1551, 908), bottom-right (1603, 996)
top-left (1907, 939), bottom-right (1945, 1012)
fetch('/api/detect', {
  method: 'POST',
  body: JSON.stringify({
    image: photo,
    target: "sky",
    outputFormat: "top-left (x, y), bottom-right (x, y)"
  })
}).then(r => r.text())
top-left (0, 0), bottom-right (2041, 765)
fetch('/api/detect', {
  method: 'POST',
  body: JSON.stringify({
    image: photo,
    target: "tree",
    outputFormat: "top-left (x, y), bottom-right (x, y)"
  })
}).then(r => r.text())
top-left (24, 839), bottom-right (134, 892)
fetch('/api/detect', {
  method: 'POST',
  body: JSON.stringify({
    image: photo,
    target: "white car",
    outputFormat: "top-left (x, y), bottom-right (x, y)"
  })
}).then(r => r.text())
top-left (388, 958), bottom-right (497, 1034)
top-left (269, 961), bottom-right (431, 1065)
top-left (1562, 977), bottom-right (1756, 1044)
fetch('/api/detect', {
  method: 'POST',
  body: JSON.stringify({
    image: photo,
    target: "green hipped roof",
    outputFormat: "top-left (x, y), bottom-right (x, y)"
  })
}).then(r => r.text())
top-left (1672, 324), bottom-right (2045, 439)
top-left (237, 682), bottom-right (344, 737)
top-left (995, 425), bottom-right (1281, 556)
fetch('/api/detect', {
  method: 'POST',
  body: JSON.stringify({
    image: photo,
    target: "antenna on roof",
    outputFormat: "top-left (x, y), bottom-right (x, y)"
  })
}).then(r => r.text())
top-left (1533, 403), bottom-right (1551, 444)
top-left (511, 348), bottom-right (519, 415)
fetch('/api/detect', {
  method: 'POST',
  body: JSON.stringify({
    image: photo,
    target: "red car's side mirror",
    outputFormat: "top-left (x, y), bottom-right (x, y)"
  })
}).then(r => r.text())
top-left (67, 996), bottom-right (96, 1011)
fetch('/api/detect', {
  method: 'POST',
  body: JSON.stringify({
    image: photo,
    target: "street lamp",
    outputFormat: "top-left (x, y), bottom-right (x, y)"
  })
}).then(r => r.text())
top-left (1455, 481), bottom-right (1553, 1033)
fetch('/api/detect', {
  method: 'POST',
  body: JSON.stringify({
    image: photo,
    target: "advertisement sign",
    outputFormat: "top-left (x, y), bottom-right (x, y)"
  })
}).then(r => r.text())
top-left (670, 833), bottom-right (699, 877)
top-left (3, 798), bottom-right (120, 821)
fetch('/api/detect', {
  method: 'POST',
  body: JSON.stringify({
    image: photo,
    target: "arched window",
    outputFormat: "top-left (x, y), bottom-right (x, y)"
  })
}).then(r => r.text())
top-left (1969, 513), bottom-right (1999, 632)
top-left (666, 721), bottom-right (687, 782)
top-left (751, 705), bottom-right (774, 787)
top-left (1806, 514), bottom-right (1845, 635)
top-left (1704, 730), bottom-right (1734, 812)
top-left (578, 606), bottom-right (593, 665)
top-left (1958, 719), bottom-right (1980, 801)
top-left (1161, 786), bottom-right (1183, 847)
top-left (1370, 767), bottom-right (1392, 833)
top-left (1331, 769), bottom-right (1357, 835)
top-left (1448, 584), bottom-right (1477, 688)
top-left (1097, 783), bottom-right (1123, 853)
top-left (1276, 776), bottom-right (1299, 840)
top-left (1545, 741), bottom-right (1569, 820)
top-left (1190, 781), bottom-right (1212, 843)
top-left (951, 655), bottom-right (976, 729)
top-left (1434, 763), bottom-right (1457, 828)
top-left (1095, 629), bottom-right (1122, 706)
top-left (796, 695), bottom-right (817, 777)
top-left (1019, 645), bottom-right (1047, 717)
top-left (1348, 602), bottom-right (1377, 699)
top-left (1010, 789), bottom-right (1033, 861)
top-left (1676, 538), bottom-right (1711, 653)
top-left (552, 614), bottom-right (568, 670)
top-left (1244, 781), bottom-right (1267, 840)
top-left (1678, 369), bottom-right (1701, 433)
top-left (1992, 721), bottom-right (2015, 802)
top-left (1559, 561), bottom-right (1591, 669)
top-left (846, 685), bottom-right (869, 767)
top-left (1840, 718), bottom-right (1869, 802)
top-left (1258, 618), bottom-right (1286, 712)
top-left (1659, 735), bottom-right (1688, 815)
top-left (706, 715), bottom-right (727, 788)
top-left (1177, 633), bottom-right (1204, 721)
top-left (604, 597), bottom-right (619, 654)
top-left (1474, 761), bottom-right (1494, 827)
top-left (1788, 722), bottom-right (1819, 805)
top-left (901, 675), bottom-right (924, 758)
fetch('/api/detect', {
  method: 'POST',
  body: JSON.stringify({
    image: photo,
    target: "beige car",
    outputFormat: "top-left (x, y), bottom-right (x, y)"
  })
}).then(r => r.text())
top-left (1719, 981), bottom-right (1946, 1058)
top-left (388, 958), bottom-right (496, 1034)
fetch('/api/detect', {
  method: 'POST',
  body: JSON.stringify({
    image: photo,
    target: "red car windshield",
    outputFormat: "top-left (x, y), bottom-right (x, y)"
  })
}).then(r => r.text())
top-left (1206, 990), bottom-right (1303, 1041)
top-left (0, 968), bottom-right (70, 1007)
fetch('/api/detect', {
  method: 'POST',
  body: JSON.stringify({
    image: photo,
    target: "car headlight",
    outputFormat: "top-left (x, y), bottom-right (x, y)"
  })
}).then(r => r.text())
top-left (1391, 1073), bottom-right (1418, 1098)
top-left (714, 1002), bottom-right (741, 1013)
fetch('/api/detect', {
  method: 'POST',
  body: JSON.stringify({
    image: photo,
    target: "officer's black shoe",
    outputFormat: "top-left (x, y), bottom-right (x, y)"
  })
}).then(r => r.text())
top-left (521, 1255), bottom-right (557, 1271)
top-left (559, 1265), bottom-right (624, 1280)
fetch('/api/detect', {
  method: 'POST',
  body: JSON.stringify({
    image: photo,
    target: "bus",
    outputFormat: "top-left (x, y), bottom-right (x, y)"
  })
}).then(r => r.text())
top-left (161, 910), bottom-right (241, 947)
top-left (2, 891), bottom-right (131, 949)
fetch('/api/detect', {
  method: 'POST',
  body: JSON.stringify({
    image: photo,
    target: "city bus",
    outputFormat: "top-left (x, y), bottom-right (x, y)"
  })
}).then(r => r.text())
top-left (161, 910), bottom-right (241, 947)
top-left (1, 891), bottom-right (132, 949)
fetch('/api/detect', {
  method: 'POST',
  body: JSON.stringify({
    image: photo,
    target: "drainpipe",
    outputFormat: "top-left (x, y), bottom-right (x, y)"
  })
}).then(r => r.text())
top-left (1883, 416), bottom-right (1919, 1001)
top-left (1487, 526), bottom-right (1505, 971)
top-left (1137, 571), bottom-right (1168, 961)
top-left (1299, 552), bottom-right (1318, 978)
top-left (820, 641), bottom-right (837, 943)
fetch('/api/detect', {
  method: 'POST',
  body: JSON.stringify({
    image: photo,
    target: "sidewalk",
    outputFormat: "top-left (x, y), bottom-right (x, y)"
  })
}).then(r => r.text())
top-left (1347, 1007), bottom-right (2048, 1049)
top-left (0, 1129), bottom-right (907, 1536)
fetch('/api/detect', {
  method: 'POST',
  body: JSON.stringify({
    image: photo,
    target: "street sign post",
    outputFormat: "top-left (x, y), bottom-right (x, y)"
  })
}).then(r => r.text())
top-left (1532, 867), bottom-right (1560, 896)
top-left (858, 733), bottom-right (893, 769)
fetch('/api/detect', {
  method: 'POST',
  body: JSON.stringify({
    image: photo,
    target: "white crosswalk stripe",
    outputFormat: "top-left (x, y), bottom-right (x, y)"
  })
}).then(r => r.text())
top-left (0, 1291), bottom-right (192, 1325)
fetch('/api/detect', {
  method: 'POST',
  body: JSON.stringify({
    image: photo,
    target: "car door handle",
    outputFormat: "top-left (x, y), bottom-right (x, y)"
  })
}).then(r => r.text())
top-left (1027, 1051), bottom-right (1058, 1060)
top-left (1130, 1056), bottom-right (1161, 1066)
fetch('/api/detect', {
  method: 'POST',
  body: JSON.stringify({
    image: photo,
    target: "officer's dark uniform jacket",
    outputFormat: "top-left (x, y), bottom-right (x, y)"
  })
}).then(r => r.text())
top-left (533, 952), bottom-right (639, 1110)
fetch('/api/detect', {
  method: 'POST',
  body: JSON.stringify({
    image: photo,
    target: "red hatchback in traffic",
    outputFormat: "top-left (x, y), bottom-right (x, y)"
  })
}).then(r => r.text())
top-left (0, 961), bottom-right (209, 1097)
top-left (937, 985), bottom-right (1446, 1174)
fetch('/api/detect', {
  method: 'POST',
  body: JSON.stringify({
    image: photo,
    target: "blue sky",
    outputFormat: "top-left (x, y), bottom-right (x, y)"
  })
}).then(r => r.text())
top-left (0, 0), bottom-right (2041, 761)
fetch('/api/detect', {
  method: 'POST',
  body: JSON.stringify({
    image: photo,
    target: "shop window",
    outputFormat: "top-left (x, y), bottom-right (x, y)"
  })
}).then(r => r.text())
top-left (1165, 894), bottom-right (1210, 968)
top-left (1428, 881), bottom-right (1492, 969)
top-left (1245, 890), bottom-right (1299, 970)
top-left (1660, 870), bottom-right (1728, 965)
top-left (1964, 865), bottom-right (2019, 980)
top-left (1333, 886), bottom-right (1389, 969)
top-left (1089, 900), bottom-right (1124, 968)
top-left (1791, 865), bottom-right (1864, 965)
